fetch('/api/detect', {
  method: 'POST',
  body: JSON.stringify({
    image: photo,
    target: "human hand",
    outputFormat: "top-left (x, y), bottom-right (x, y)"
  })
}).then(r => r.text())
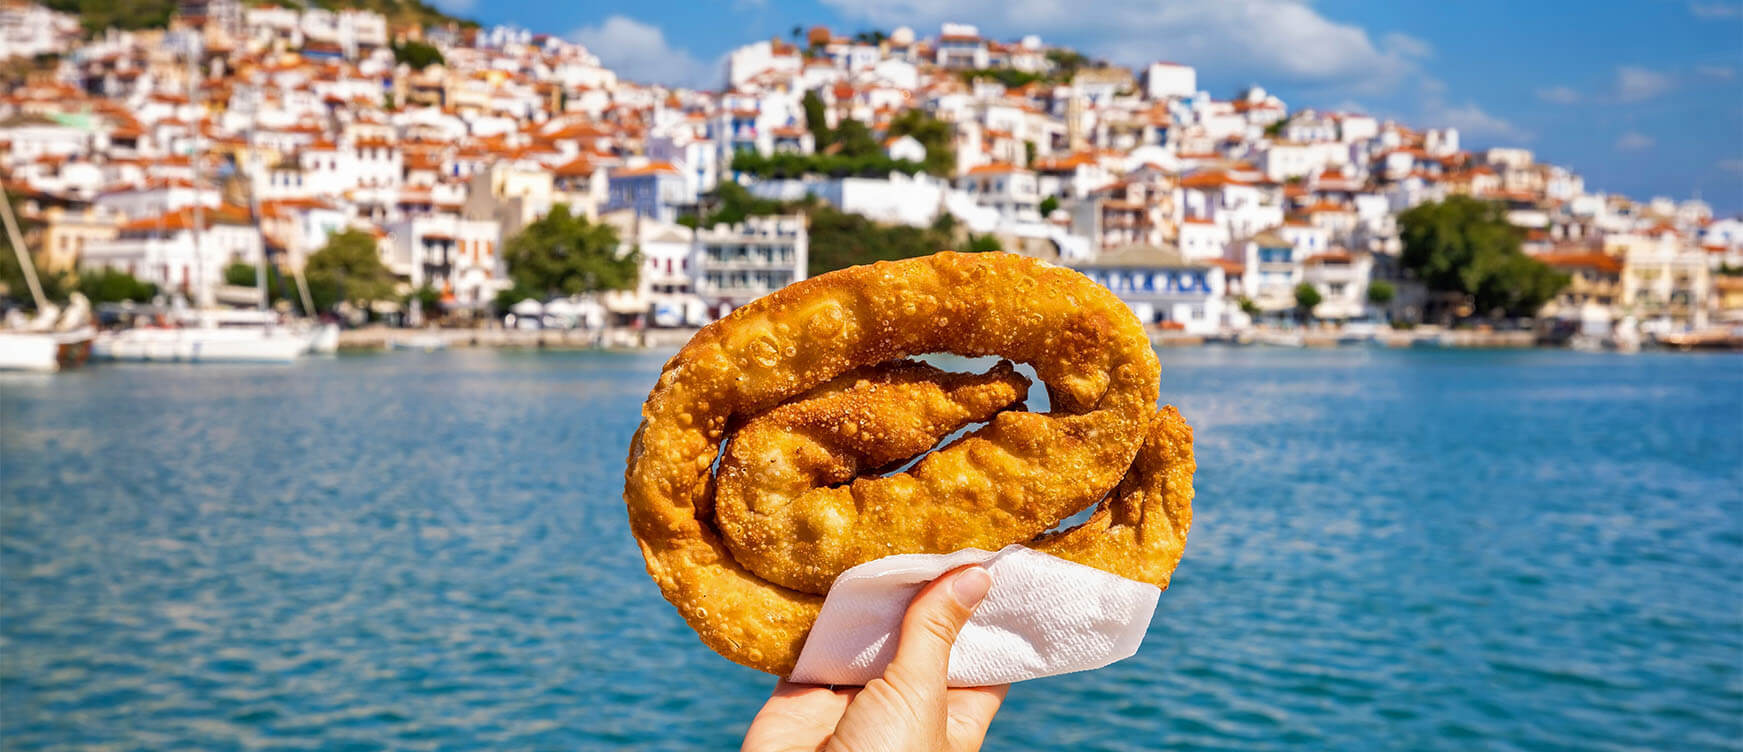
top-left (741, 565), bottom-right (1007, 752)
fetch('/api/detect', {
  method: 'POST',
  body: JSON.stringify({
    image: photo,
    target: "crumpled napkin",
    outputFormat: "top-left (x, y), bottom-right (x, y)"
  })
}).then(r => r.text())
top-left (789, 545), bottom-right (1161, 687)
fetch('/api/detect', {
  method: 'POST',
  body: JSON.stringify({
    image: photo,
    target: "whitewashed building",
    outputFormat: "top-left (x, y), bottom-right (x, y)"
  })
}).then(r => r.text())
top-left (1072, 243), bottom-right (1229, 334)
top-left (691, 214), bottom-right (808, 312)
top-left (957, 163), bottom-right (1040, 224)
top-left (598, 210), bottom-right (708, 327)
top-left (1143, 62), bottom-right (1197, 100)
top-left (1231, 229), bottom-right (1304, 314)
top-left (81, 207), bottom-right (264, 301)
top-left (384, 215), bottom-right (504, 307)
top-left (0, 2), bottom-right (81, 60)
top-left (1300, 250), bottom-right (1375, 320)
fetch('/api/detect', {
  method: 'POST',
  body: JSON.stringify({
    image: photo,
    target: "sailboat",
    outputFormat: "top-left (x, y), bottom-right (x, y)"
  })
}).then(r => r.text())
top-left (0, 188), bottom-right (96, 372)
top-left (92, 35), bottom-right (307, 364)
top-left (93, 304), bottom-right (309, 363)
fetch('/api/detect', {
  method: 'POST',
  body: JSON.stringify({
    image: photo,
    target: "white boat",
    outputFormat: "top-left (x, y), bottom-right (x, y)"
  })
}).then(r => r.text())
top-left (305, 322), bottom-right (340, 355)
top-left (1253, 330), bottom-right (1306, 348)
top-left (1611, 316), bottom-right (1642, 354)
top-left (95, 326), bottom-right (307, 364)
top-left (388, 333), bottom-right (448, 351)
top-left (94, 309), bottom-right (307, 364)
top-left (0, 186), bottom-right (96, 372)
top-left (0, 328), bottom-right (94, 372)
top-left (0, 292), bottom-right (96, 372)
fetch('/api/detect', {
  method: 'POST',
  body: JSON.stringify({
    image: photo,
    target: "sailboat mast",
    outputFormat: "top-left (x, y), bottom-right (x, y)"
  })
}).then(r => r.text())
top-left (186, 36), bottom-right (211, 309)
top-left (246, 150), bottom-right (267, 311)
top-left (0, 185), bottom-right (48, 311)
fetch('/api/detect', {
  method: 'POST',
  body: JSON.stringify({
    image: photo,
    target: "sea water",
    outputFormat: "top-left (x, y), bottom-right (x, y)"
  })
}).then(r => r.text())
top-left (2, 347), bottom-right (1739, 750)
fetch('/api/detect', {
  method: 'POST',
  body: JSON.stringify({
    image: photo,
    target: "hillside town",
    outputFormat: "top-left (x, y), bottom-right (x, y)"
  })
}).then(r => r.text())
top-left (3, 0), bottom-right (1740, 348)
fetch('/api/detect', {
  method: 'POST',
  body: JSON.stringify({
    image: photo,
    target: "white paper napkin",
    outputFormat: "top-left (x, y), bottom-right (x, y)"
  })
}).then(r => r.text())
top-left (789, 545), bottom-right (1161, 687)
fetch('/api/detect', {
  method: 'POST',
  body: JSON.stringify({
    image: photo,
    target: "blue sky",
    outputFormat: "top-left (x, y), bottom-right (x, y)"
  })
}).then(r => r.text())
top-left (438, 0), bottom-right (1743, 213)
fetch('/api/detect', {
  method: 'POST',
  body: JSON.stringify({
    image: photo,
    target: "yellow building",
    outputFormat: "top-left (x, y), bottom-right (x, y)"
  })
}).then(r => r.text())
top-left (1621, 244), bottom-right (1711, 330)
top-left (1537, 251), bottom-right (1623, 317)
top-left (1712, 275), bottom-right (1743, 323)
top-left (38, 207), bottom-right (120, 274)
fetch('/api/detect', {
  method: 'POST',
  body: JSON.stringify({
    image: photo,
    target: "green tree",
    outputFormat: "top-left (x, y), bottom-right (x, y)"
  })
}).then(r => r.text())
top-left (830, 119), bottom-right (881, 158)
top-left (392, 40), bottom-right (445, 70)
top-left (692, 184), bottom-right (971, 276)
top-left (49, 0), bottom-right (473, 35)
top-left (1398, 196), bottom-right (1569, 319)
top-left (805, 204), bottom-right (963, 276)
top-left (407, 283), bottom-right (441, 311)
top-left (698, 181), bottom-right (789, 226)
top-left (1038, 196), bottom-right (1060, 217)
top-left (44, 0), bottom-right (173, 33)
top-left (886, 109), bottom-right (956, 177)
top-left (966, 234), bottom-right (1002, 253)
top-left (1238, 296), bottom-right (1260, 317)
top-left (223, 261), bottom-right (259, 287)
top-left (1366, 280), bottom-right (1395, 305)
top-left (76, 268), bottom-right (156, 304)
top-left (728, 150), bottom-right (923, 179)
top-left (1045, 49), bottom-right (1090, 75)
top-left (802, 90), bottom-right (831, 147)
top-left (1294, 282), bottom-right (1322, 321)
top-left (491, 280), bottom-right (540, 315)
top-left (305, 229), bottom-right (399, 313)
top-left (502, 204), bottom-right (638, 297)
top-left (969, 68), bottom-right (1044, 89)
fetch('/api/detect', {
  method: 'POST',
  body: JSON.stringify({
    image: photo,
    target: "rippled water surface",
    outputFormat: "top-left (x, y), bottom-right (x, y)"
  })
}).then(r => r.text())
top-left (3, 347), bottom-right (1740, 750)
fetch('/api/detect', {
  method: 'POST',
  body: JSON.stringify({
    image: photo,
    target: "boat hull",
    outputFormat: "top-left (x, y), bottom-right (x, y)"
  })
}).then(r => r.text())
top-left (95, 328), bottom-right (307, 364)
top-left (0, 328), bottom-right (94, 372)
top-left (306, 323), bottom-right (341, 355)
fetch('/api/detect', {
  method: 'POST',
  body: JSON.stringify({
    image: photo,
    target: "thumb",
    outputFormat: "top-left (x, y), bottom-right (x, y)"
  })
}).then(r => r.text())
top-left (885, 565), bottom-right (994, 687)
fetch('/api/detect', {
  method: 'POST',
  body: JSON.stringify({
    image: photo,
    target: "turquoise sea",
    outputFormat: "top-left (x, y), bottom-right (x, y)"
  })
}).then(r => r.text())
top-left (2, 347), bottom-right (1740, 750)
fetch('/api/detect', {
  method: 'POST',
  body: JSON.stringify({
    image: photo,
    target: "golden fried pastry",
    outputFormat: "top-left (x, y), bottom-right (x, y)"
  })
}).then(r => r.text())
top-left (623, 251), bottom-right (1194, 676)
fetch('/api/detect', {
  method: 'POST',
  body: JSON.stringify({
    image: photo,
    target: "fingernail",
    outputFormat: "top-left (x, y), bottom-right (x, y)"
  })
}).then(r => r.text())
top-left (951, 566), bottom-right (993, 607)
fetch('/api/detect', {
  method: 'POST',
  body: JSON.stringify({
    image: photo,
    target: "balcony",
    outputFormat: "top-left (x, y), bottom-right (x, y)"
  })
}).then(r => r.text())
top-left (701, 253), bottom-right (795, 270)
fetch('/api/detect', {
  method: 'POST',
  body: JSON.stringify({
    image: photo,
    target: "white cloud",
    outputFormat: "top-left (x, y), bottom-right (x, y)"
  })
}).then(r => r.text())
top-left (1719, 159), bottom-right (1743, 173)
top-left (1536, 85), bottom-right (1580, 104)
top-left (1615, 131), bottom-right (1655, 151)
top-left (1697, 64), bottom-right (1736, 80)
top-left (1326, 99), bottom-right (1370, 116)
top-left (818, 0), bottom-right (1430, 95)
top-left (1614, 66), bottom-right (1673, 102)
top-left (1379, 32), bottom-right (1432, 60)
top-left (569, 16), bottom-right (719, 89)
top-left (1424, 99), bottom-right (1531, 142)
top-left (1689, 2), bottom-right (1742, 18)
